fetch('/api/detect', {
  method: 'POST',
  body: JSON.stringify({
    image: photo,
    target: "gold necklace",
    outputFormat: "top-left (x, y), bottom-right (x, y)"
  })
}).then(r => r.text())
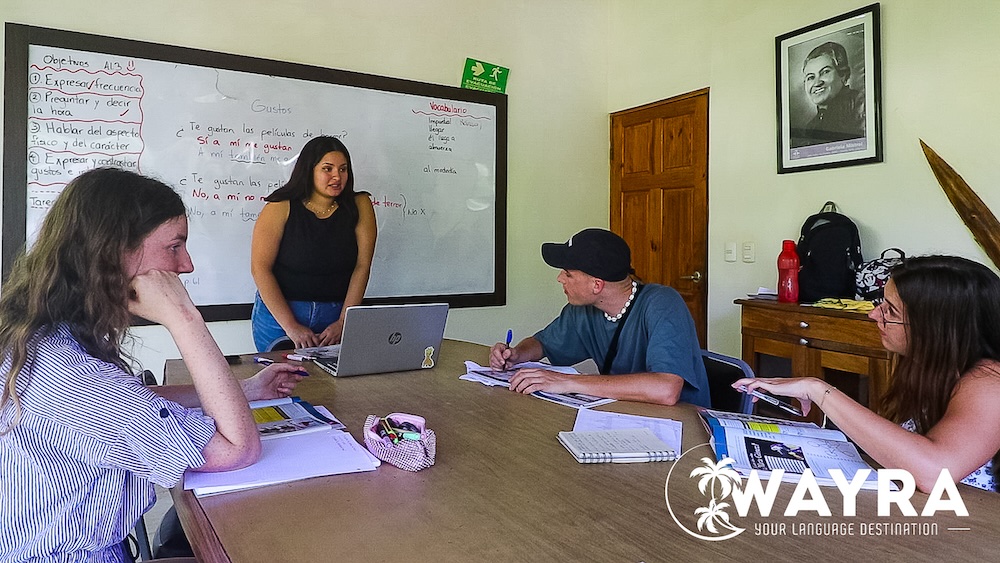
top-left (304, 198), bottom-right (338, 217)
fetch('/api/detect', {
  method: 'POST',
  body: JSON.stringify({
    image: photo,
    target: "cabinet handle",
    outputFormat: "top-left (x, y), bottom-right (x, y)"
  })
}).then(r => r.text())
top-left (799, 338), bottom-right (809, 346)
top-left (799, 321), bottom-right (809, 328)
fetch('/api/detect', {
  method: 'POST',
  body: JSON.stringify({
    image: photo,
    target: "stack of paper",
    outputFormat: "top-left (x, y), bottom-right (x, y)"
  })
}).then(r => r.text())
top-left (461, 361), bottom-right (616, 409)
top-left (184, 412), bottom-right (378, 497)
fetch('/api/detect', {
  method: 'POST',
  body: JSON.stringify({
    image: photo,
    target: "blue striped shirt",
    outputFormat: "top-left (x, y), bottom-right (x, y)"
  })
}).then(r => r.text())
top-left (0, 325), bottom-right (217, 562)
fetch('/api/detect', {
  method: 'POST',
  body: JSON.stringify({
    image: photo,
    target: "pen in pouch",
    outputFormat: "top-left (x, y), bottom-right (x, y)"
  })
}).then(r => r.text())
top-left (380, 417), bottom-right (399, 443)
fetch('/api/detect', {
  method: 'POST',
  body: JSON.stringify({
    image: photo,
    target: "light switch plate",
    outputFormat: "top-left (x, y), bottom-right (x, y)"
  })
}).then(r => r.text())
top-left (724, 242), bottom-right (737, 262)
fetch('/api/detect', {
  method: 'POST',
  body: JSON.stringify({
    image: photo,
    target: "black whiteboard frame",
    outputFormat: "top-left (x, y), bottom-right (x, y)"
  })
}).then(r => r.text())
top-left (3, 23), bottom-right (507, 323)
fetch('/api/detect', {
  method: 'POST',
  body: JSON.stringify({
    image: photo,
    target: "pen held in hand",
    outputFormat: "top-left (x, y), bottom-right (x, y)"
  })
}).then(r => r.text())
top-left (253, 356), bottom-right (309, 376)
top-left (737, 385), bottom-right (803, 417)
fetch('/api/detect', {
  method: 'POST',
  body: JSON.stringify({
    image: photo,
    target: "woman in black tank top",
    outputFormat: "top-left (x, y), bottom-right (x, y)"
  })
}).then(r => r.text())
top-left (250, 136), bottom-right (377, 351)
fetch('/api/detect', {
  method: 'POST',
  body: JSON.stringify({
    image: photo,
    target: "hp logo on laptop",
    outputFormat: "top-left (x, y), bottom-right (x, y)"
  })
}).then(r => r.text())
top-left (388, 332), bottom-right (402, 345)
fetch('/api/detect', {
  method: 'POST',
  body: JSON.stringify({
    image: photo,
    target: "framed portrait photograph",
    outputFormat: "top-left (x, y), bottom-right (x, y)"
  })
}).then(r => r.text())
top-left (776, 3), bottom-right (882, 173)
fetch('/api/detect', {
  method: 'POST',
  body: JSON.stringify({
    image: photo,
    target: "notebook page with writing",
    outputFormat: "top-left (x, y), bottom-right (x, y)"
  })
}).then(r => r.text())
top-left (571, 409), bottom-right (682, 455)
top-left (557, 428), bottom-right (675, 464)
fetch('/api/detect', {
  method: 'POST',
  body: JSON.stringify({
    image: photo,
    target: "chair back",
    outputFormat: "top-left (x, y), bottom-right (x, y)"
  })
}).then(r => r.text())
top-left (265, 336), bottom-right (296, 352)
top-left (701, 350), bottom-right (755, 414)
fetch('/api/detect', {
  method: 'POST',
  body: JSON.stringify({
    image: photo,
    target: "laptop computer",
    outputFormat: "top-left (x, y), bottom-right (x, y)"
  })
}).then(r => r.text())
top-left (301, 303), bottom-right (449, 377)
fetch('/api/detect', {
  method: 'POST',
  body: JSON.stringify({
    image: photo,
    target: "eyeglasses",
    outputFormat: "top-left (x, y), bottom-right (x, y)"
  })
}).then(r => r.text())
top-left (874, 301), bottom-right (907, 327)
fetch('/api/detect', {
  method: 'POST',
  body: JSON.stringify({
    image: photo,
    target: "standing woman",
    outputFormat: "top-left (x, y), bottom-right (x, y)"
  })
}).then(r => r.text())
top-left (0, 168), bottom-right (304, 561)
top-left (251, 136), bottom-right (377, 351)
top-left (735, 255), bottom-right (1000, 492)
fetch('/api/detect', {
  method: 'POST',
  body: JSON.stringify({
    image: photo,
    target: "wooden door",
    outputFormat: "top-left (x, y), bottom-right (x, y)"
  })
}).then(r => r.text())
top-left (610, 89), bottom-right (709, 345)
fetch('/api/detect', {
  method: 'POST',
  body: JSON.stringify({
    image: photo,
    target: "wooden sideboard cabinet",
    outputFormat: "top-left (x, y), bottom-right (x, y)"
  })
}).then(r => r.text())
top-left (735, 299), bottom-right (894, 417)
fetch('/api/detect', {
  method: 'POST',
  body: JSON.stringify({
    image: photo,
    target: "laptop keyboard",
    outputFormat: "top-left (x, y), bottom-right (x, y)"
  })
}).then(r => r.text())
top-left (313, 357), bottom-right (340, 375)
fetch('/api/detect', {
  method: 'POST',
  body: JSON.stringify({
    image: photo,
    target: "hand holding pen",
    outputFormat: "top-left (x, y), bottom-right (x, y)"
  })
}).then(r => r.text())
top-left (243, 358), bottom-right (310, 401)
top-left (253, 356), bottom-right (310, 377)
top-left (488, 329), bottom-right (514, 371)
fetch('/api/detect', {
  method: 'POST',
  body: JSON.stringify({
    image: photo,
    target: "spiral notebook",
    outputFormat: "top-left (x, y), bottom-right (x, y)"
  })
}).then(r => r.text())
top-left (557, 428), bottom-right (676, 463)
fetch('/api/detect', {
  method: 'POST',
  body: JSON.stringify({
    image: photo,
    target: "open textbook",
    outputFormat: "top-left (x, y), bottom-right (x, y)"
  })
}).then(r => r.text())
top-left (250, 397), bottom-right (346, 439)
top-left (195, 397), bottom-right (346, 439)
top-left (699, 408), bottom-right (880, 489)
top-left (461, 361), bottom-right (616, 409)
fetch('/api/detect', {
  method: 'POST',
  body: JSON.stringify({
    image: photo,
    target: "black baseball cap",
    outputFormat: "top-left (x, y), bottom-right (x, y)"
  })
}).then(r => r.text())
top-left (541, 228), bottom-right (633, 281)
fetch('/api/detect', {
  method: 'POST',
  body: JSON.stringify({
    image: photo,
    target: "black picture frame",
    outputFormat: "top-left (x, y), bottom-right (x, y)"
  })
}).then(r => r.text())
top-left (776, 3), bottom-right (882, 173)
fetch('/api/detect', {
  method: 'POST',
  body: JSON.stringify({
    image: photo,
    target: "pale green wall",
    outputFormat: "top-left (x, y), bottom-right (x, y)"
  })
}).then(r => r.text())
top-left (609, 0), bottom-right (1000, 356)
top-left (3, 1), bottom-right (999, 379)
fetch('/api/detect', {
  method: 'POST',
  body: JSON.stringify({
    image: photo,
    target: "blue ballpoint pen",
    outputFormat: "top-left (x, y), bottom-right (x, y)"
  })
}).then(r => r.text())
top-left (492, 329), bottom-right (514, 373)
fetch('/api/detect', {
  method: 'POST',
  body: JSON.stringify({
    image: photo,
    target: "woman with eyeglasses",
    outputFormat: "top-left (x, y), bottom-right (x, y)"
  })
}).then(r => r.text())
top-left (734, 255), bottom-right (1000, 493)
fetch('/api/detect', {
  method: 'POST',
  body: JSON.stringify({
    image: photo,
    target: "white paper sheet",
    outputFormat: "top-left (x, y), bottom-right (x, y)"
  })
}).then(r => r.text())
top-left (184, 429), bottom-right (377, 497)
top-left (460, 361), bottom-right (616, 409)
top-left (571, 408), bottom-right (683, 455)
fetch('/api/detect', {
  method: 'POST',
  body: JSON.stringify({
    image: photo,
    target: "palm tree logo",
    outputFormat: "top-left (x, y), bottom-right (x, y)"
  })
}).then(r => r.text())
top-left (695, 498), bottom-right (736, 535)
top-left (692, 457), bottom-right (741, 498)
top-left (665, 446), bottom-right (746, 541)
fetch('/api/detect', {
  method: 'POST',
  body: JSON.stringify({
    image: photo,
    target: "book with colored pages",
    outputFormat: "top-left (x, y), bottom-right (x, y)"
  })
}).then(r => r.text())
top-left (194, 397), bottom-right (346, 440)
top-left (698, 408), bottom-right (880, 489)
top-left (248, 397), bottom-right (345, 439)
top-left (557, 427), bottom-right (675, 463)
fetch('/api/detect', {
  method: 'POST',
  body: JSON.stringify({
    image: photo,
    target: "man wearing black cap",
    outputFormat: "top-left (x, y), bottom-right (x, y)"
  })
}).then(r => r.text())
top-left (489, 228), bottom-right (710, 407)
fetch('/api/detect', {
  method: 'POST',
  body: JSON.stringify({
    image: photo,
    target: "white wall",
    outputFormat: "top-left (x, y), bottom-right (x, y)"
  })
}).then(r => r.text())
top-left (4, 1), bottom-right (999, 377)
top-left (1, 0), bottom-right (611, 380)
top-left (609, 0), bottom-right (1000, 356)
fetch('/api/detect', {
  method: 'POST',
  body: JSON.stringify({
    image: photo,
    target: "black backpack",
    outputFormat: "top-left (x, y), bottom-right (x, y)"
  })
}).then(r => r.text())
top-left (796, 201), bottom-right (863, 303)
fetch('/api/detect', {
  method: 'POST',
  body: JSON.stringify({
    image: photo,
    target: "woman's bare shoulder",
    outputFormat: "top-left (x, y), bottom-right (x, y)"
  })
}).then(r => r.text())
top-left (955, 359), bottom-right (1000, 395)
top-left (258, 200), bottom-right (290, 219)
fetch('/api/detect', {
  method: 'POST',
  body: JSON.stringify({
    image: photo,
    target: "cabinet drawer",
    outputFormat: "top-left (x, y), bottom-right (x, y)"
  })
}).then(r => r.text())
top-left (742, 305), bottom-right (883, 349)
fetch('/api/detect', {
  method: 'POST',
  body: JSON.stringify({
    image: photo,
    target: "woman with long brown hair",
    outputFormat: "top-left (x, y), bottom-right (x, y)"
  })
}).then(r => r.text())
top-left (0, 168), bottom-right (304, 561)
top-left (736, 255), bottom-right (1000, 492)
top-left (251, 136), bottom-right (377, 351)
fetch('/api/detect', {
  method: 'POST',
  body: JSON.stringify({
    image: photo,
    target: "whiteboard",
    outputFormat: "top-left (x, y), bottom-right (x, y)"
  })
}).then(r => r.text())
top-left (2, 24), bottom-right (507, 321)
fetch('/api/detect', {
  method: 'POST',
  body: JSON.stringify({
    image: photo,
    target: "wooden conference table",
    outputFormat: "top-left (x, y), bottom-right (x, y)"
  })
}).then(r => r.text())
top-left (167, 340), bottom-right (999, 563)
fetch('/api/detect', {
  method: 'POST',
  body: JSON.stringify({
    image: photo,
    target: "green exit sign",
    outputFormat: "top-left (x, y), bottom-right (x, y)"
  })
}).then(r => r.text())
top-left (461, 58), bottom-right (508, 94)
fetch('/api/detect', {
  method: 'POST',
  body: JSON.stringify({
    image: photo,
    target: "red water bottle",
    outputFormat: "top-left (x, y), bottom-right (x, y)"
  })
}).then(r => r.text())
top-left (777, 240), bottom-right (799, 303)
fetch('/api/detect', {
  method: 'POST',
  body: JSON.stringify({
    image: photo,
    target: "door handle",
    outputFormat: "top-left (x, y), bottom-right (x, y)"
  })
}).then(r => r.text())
top-left (680, 271), bottom-right (703, 283)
